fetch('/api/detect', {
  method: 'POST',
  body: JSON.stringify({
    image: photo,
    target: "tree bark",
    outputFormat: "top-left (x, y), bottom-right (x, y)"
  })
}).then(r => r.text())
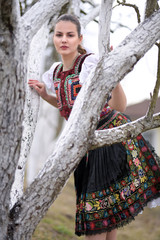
top-left (90, 113), bottom-right (160, 149)
top-left (145, 0), bottom-right (159, 19)
top-left (81, 5), bottom-right (100, 28)
top-left (19, 0), bottom-right (69, 42)
top-left (98, 0), bottom-right (114, 56)
top-left (69, 0), bottom-right (81, 17)
top-left (10, 23), bottom-right (50, 208)
top-left (0, 0), bottom-right (70, 238)
top-left (0, 0), bottom-right (25, 238)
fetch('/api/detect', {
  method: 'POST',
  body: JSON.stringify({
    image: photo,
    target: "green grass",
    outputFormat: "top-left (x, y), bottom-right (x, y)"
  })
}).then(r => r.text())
top-left (32, 175), bottom-right (160, 240)
top-left (32, 176), bottom-right (83, 240)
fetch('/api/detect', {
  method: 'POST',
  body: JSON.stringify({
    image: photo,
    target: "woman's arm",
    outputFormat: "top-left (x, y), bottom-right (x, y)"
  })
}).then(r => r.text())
top-left (28, 80), bottom-right (58, 108)
top-left (108, 83), bottom-right (127, 112)
top-left (79, 55), bottom-right (126, 112)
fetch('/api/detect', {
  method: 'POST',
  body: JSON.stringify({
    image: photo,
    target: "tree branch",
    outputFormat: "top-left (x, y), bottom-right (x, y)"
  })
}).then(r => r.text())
top-left (10, 23), bottom-right (50, 209)
top-left (145, 0), bottom-right (159, 19)
top-left (19, 0), bottom-right (69, 41)
top-left (145, 0), bottom-right (160, 120)
top-left (69, 0), bottom-right (81, 17)
top-left (11, 0), bottom-right (20, 28)
top-left (19, 0), bottom-right (40, 16)
top-left (98, 0), bottom-right (114, 57)
top-left (90, 113), bottom-right (160, 149)
top-left (0, 0), bottom-right (20, 30)
top-left (10, 0), bottom-right (69, 208)
top-left (146, 45), bottom-right (160, 120)
top-left (81, 0), bottom-right (96, 7)
top-left (116, 0), bottom-right (141, 23)
top-left (80, 5), bottom-right (100, 28)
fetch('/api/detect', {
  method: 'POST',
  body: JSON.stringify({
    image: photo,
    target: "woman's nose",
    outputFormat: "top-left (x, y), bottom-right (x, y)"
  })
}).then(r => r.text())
top-left (62, 35), bottom-right (67, 42)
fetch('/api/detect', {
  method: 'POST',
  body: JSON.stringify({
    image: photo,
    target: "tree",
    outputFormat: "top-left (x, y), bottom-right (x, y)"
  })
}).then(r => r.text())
top-left (0, 0), bottom-right (160, 239)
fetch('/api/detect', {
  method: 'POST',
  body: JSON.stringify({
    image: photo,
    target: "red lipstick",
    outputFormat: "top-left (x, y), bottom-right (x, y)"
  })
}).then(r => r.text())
top-left (60, 46), bottom-right (68, 50)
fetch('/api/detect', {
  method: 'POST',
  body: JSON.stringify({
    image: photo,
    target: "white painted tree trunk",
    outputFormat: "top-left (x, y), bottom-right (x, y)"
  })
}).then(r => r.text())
top-left (26, 101), bottom-right (63, 185)
top-left (0, 0), bottom-right (69, 238)
top-left (69, 0), bottom-right (81, 17)
top-left (1, 0), bottom-right (160, 239)
top-left (0, 0), bottom-right (26, 237)
top-left (90, 113), bottom-right (160, 149)
top-left (10, 23), bottom-right (49, 208)
top-left (98, 0), bottom-right (113, 56)
top-left (81, 5), bottom-right (100, 28)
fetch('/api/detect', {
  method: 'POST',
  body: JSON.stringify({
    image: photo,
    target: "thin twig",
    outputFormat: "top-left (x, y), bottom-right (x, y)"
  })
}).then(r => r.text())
top-left (116, 0), bottom-right (141, 23)
top-left (145, 0), bottom-right (160, 120)
top-left (146, 44), bottom-right (160, 120)
top-left (19, 0), bottom-right (23, 16)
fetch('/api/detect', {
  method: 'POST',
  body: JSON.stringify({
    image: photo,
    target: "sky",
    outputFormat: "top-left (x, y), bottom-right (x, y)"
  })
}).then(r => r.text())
top-left (82, 0), bottom-right (160, 106)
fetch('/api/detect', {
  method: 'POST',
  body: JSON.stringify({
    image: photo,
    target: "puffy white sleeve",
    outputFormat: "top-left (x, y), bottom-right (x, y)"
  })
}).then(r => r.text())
top-left (79, 54), bottom-right (112, 102)
top-left (79, 54), bottom-right (99, 85)
top-left (42, 62), bottom-right (60, 94)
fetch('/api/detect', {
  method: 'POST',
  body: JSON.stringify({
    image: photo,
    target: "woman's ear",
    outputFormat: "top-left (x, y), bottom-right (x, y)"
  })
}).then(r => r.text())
top-left (80, 34), bottom-right (83, 44)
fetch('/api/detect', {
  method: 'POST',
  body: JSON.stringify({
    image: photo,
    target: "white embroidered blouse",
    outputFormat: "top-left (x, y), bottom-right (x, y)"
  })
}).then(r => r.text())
top-left (42, 54), bottom-right (99, 94)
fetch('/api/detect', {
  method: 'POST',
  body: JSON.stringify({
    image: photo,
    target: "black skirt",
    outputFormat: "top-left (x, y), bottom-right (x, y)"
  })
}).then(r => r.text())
top-left (74, 106), bottom-right (160, 236)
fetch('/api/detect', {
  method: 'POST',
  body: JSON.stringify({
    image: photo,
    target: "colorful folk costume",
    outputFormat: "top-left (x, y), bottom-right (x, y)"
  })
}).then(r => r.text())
top-left (43, 54), bottom-right (160, 236)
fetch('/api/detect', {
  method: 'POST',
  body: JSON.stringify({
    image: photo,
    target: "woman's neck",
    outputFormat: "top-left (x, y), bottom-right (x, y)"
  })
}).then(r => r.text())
top-left (61, 52), bottom-right (80, 71)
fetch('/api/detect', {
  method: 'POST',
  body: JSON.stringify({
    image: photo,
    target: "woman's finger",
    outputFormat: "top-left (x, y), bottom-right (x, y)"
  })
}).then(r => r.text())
top-left (28, 81), bottom-right (44, 89)
top-left (35, 83), bottom-right (44, 88)
top-left (28, 79), bottom-right (39, 84)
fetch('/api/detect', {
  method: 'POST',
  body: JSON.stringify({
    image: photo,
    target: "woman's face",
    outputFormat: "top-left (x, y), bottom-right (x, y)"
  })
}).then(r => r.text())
top-left (53, 21), bottom-right (82, 56)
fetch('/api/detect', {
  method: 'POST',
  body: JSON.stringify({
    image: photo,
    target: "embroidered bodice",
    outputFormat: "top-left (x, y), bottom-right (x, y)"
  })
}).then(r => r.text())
top-left (43, 53), bottom-right (112, 121)
top-left (53, 54), bottom-right (90, 120)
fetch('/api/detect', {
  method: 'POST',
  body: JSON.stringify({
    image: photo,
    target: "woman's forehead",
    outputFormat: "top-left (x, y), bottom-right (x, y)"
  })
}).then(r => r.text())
top-left (55, 21), bottom-right (77, 32)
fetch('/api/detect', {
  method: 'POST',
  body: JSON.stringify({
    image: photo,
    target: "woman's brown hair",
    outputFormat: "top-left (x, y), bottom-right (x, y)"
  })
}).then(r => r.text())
top-left (55, 14), bottom-right (87, 54)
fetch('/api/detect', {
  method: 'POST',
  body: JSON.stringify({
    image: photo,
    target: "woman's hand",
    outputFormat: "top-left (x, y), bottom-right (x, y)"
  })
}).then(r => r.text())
top-left (108, 83), bottom-right (127, 112)
top-left (28, 79), bottom-right (58, 108)
top-left (28, 80), bottom-right (48, 100)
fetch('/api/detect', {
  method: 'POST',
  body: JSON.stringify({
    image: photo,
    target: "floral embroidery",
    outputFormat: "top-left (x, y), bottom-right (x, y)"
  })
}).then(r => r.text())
top-left (115, 194), bottom-right (120, 203)
top-left (133, 158), bottom-right (140, 166)
top-left (140, 176), bottom-right (147, 183)
top-left (121, 180), bottom-right (126, 186)
top-left (130, 182), bottom-right (136, 192)
top-left (131, 150), bottom-right (138, 159)
top-left (134, 178), bottom-right (140, 187)
top-left (123, 186), bottom-right (131, 197)
top-left (128, 198), bottom-right (133, 204)
top-left (75, 111), bottom-right (160, 236)
top-left (94, 201), bottom-right (101, 210)
top-left (100, 198), bottom-right (110, 208)
top-left (94, 213), bottom-right (100, 219)
top-left (86, 202), bottom-right (93, 211)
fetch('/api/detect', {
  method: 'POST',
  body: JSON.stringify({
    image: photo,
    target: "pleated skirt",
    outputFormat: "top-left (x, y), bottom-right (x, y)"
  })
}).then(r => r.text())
top-left (74, 106), bottom-right (160, 236)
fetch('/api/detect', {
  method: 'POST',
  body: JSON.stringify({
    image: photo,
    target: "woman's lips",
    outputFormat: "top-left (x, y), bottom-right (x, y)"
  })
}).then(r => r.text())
top-left (60, 46), bottom-right (69, 50)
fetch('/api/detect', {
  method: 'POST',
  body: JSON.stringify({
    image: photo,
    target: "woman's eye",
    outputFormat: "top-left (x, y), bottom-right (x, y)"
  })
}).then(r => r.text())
top-left (55, 33), bottom-right (62, 37)
top-left (55, 33), bottom-right (74, 37)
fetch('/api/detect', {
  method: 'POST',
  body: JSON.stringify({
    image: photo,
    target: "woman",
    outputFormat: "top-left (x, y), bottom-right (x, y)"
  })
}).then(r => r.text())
top-left (28, 14), bottom-right (160, 240)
